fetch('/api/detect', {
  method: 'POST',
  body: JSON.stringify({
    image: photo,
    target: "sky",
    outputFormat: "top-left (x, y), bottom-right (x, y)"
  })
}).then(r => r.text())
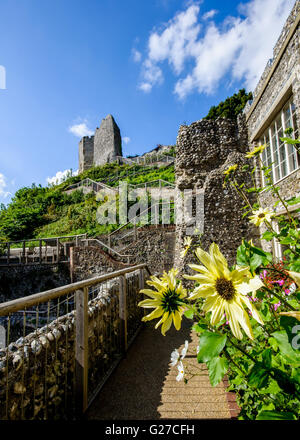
top-left (0, 0), bottom-right (295, 203)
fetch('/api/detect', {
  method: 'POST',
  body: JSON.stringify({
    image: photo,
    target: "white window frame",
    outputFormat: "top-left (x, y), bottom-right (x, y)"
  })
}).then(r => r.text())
top-left (259, 97), bottom-right (299, 187)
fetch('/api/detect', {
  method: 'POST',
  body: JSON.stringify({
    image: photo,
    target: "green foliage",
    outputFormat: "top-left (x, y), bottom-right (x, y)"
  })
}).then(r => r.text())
top-left (0, 162), bottom-right (175, 241)
top-left (204, 89), bottom-right (253, 120)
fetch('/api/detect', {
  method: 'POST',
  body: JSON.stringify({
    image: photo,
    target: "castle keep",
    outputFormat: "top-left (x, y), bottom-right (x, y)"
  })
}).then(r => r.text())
top-left (79, 114), bottom-right (122, 173)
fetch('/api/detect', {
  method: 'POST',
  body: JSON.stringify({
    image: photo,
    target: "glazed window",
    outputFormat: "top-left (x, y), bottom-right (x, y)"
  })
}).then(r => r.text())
top-left (260, 97), bottom-right (299, 186)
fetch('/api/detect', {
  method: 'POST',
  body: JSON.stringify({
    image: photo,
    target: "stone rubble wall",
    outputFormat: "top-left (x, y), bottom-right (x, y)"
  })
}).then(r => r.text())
top-left (0, 264), bottom-right (71, 304)
top-left (174, 115), bottom-right (258, 277)
top-left (72, 226), bottom-right (176, 281)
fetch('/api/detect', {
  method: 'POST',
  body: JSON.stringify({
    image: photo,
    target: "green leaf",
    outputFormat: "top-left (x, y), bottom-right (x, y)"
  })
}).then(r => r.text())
top-left (250, 253), bottom-right (263, 272)
top-left (236, 243), bottom-right (249, 267)
top-left (248, 362), bottom-right (269, 388)
top-left (206, 356), bottom-right (228, 386)
top-left (256, 410), bottom-right (297, 420)
top-left (192, 322), bottom-right (208, 333)
top-left (260, 403), bottom-right (275, 411)
top-left (271, 330), bottom-right (300, 366)
top-left (184, 308), bottom-right (194, 320)
top-left (262, 348), bottom-right (272, 369)
top-left (197, 331), bottom-right (227, 363)
top-left (286, 196), bottom-right (300, 206)
top-left (262, 230), bottom-right (275, 241)
top-left (262, 379), bottom-right (281, 395)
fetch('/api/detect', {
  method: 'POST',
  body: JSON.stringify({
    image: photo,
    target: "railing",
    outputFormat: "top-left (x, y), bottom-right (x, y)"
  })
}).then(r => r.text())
top-left (81, 238), bottom-right (134, 264)
top-left (116, 154), bottom-right (175, 166)
top-left (107, 201), bottom-right (175, 251)
top-left (0, 234), bottom-right (87, 266)
top-left (128, 179), bottom-right (175, 191)
top-left (65, 177), bottom-right (175, 195)
top-left (65, 178), bottom-right (117, 194)
top-left (0, 264), bottom-right (150, 420)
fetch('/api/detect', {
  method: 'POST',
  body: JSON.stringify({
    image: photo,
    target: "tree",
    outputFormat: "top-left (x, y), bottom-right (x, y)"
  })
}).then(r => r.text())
top-left (204, 89), bottom-right (253, 120)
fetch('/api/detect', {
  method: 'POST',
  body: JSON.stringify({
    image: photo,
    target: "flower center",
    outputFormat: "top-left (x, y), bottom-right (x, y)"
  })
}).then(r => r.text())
top-left (215, 278), bottom-right (236, 300)
top-left (161, 288), bottom-right (181, 313)
top-left (258, 213), bottom-right (265, 218)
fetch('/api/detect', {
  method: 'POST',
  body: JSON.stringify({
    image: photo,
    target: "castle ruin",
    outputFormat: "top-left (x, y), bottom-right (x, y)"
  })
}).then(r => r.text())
top-left (79, 114), bottom-right (122, 173)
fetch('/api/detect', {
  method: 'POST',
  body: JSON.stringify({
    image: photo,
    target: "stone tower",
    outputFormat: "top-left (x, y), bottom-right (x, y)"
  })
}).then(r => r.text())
top-left (94, 114), bottom-right (122, 166)
top-left (78, 114), bottom-right (122, 172)
top-left (174, 115), bottom-right (257, 277)
top-left (79, 135), bottom-right (94, 174)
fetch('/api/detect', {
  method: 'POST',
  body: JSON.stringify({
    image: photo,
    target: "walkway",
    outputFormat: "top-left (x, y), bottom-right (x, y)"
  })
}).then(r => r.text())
top-left (86, 319), bottom-right (231, 420)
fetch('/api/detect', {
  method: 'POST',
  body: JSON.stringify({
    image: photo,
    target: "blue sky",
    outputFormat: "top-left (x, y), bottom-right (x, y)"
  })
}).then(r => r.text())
top-left (0, 0), bottom-right (295, 203)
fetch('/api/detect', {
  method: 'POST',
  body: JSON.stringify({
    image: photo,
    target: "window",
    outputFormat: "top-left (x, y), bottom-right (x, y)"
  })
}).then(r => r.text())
top-left (259, 97), bottom-right (299, 186)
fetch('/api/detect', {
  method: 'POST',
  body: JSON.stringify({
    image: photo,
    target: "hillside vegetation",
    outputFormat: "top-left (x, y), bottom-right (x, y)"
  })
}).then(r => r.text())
top-left (0, 162), bottom-right (175, 242)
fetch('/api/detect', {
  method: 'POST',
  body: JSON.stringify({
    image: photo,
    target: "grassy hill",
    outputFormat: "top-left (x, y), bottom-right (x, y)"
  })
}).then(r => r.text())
top-left (0, 161), bottom-right (175, 242)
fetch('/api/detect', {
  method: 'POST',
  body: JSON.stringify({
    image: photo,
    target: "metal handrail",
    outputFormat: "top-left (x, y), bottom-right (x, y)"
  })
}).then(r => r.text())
top-left (128, 179), bottom-right (175, 189)
top-left (2, 233), bottom-right (87, 246)
top-left (0, 263), bottom-right (150, 316)
top-left (81, 238), bottom-right (133, 260)
top-left (108, 201), bottom-right (174, 239)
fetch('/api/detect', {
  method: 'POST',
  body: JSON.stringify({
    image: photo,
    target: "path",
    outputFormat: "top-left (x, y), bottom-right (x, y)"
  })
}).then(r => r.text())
top-left (86, 319), bottom-right (231, 420)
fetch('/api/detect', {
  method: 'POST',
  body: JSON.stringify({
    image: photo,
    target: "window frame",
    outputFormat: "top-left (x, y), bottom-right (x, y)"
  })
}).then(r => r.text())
top-left (259, 97), bottom-right (299, 187)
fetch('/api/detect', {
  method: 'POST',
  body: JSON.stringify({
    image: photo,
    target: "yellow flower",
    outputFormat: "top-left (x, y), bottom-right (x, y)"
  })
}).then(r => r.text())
top-left (288, 271), bottom-right (300, 288)
top-left (223, 164), bottom-right (238, 176)
top-left (278, 311), bottom-right (300, 322)
top-left (249, 207), bottom-right (274, 227)
top-left (180, 236), bottom-right (193, 259)
top-left (245, 143), bottom-right (267, 158)
top-left (138, 268), bottom-right (187, 335)
top-left (184, 243), bottom-right (264, 340)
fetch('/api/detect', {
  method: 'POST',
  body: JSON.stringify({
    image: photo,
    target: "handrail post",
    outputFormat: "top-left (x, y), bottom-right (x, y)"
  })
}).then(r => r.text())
top-left (119, 275), bottom-right (127, 354)
top-left (56, 238), bottom-right (60, 263)
top-left (7, 243), bottom-right (10, 265)
top-left (39, 240), bottom-right (42, 264)
top-left (75, 287), bottom-right (89, 415)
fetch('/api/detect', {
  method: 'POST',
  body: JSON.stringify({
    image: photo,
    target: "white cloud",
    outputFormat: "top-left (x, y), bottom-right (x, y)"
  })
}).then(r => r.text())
top-left (132, 48), bottom-right (142, 63)
top-left (122, 137), bottom-right (131, 145)
top-left (139, 0), bottom-right (294, 98)
top-left (0, 173), bottom-right (11, 199)
top-left (202, 9), bottom-right (218, 20)
top-left (47, 169), bottom-right (78, 186)
top-left (138, 82), bottom-right (153, 93)
top-left (69, 122), bottom-right (93, 138)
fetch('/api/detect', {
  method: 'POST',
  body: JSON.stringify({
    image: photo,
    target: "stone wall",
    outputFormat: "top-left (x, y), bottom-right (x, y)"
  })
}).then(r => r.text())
top-left (123, 227), bottom-right (176, 274)
top-left (72, 246), bottom-right (128, 282)
top-left (94, 114), bottom-right (122, 166)
top-left (72, 226), bottom-right (176, 280)
top-left (0, 264), bottom-right (71, 303)
top-left (79, 135), bottom-right (94, 173)
top-left (174, 115), bottom-right (257, 276)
